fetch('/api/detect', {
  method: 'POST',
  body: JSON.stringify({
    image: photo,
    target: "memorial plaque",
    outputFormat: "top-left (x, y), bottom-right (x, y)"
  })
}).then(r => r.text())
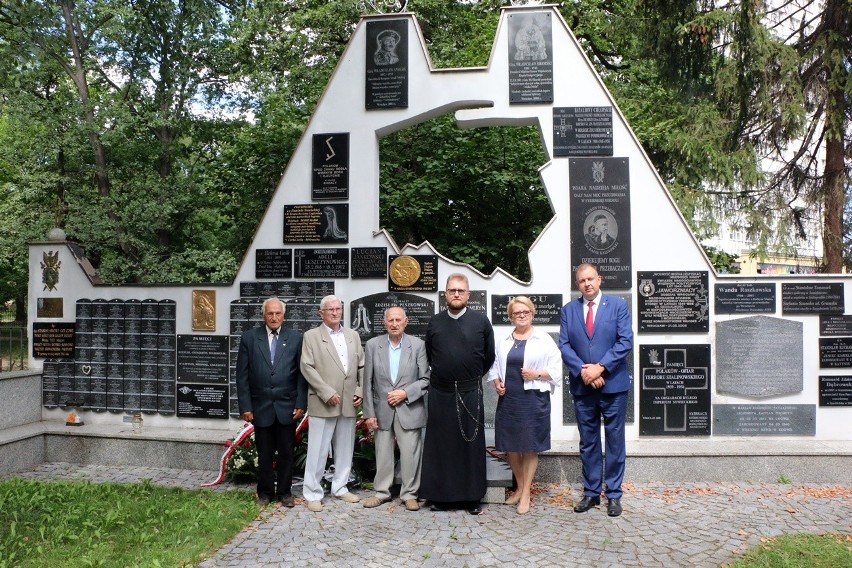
top-left (714, 283), bottom-right (776, 314)
top-left (191, 289), bottom-right (216, 331)
top-left (553, 107), bottom-right (613, 157)
top-left (782, 282), bottom-right (844, 314)
top-left (438, 290), bottom-right (488, 314)
top-left (819, 376), bottom-right (852, 406)
top-left (717, 316), bottom-right (803, 397)
top-left (365, 19), bottom-right (408, 109)
top-left (713, 404), bottom-right (815, 436)
top-left (312, 133), bottom-right (349, 200)
top-left (255, 249), bottom-right (292, 279)
top-left (819, 314), bottom-right (852, 336)
top-left (349, 292), bottom-right (435, 343)
top-left (177, 383), bottom-right (229, 419)
top-left (176, 335), bottom-right (229, 383)
top-left (819, 337), bottom-right (852, 368)
top-left (639, 345), bottom-right (710, 436)
top-left (490, 294), bottom-right (562, 326)
top-left (37, 297), bottom-right (63, 318)
top-left (42, 360), bottom-right (59, 407)
top-left (239, 282), bottom-right (259, 298)
top-left (351, 247), bottom-right (388, 279)
top-left (637, 271), bottom-right (710, 333)
top-left (293, 248), bottom-right (349, 278)
top-left (570, 158), bottom-right (632, 289)
top-left (32, 322), bottom-right (75, 358)
top-left (284, 204), bottom-right (349, 243)
top-left (507, 11), bottom-right (553, 104)
top-left (388, 255), bottom-right (437, 292)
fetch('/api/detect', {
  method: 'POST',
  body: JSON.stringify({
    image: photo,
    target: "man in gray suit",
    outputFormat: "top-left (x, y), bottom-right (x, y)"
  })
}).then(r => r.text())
top-left (362, 306), bottom-right (429, 511)
top-left (300, 295), bottom-right (364, 512)
top-left (236, 297), bottom-right (307, 507)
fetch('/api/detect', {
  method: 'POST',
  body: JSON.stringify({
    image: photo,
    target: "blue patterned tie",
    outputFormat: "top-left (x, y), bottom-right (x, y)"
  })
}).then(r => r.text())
top-left (270, 331), bottom-right (278, 364)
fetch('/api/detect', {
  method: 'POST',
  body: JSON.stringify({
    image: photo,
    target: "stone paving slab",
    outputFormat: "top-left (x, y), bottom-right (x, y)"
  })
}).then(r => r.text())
top-left (8, 463), bottom-right (851, 567)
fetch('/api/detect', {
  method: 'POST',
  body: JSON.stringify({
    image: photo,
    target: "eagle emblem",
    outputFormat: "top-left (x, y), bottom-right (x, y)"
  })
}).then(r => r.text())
top-left (41, 251), bottom-right (61, 291)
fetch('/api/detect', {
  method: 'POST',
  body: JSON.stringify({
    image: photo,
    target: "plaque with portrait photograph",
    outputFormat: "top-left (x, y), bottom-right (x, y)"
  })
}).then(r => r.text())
top-left (507, 11), bottom-right (553, 104)
top-left (312, 133), bottom-right (349, 200)
top-left (365, 19), bottom-right (408, 109)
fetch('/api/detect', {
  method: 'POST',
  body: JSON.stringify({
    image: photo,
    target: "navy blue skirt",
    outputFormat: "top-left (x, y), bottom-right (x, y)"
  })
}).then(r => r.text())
top-left (494, 341), bottom-right (551, 453)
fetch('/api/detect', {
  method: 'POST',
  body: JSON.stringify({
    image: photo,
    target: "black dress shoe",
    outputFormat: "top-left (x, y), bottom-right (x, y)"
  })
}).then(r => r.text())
top-left (467, 503), bottom-right (483, 515)
top-left (279, 495), bottom-right (295, 508)
top-left (573, 495), bottom-right (600, 513)
top-left (257, 495), bottom-right (271, 507)
top-left (607, 498), bottom-right (622, 517)
top-left (429, 502), bottom-right (447, 512)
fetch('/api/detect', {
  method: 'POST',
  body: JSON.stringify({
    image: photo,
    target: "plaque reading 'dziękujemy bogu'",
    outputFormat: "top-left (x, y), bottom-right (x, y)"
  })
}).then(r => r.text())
top-left (294, 248), bottom-right (349, 278)
top-left (570, 158), bottom-right (632, 289)
top-left (312, 133), bottom-right (349, 200)
top-left (782, 282), bottom-right (844, 315)
top-left (637, 271), bottom-right (709, 333)
top-left (714, 283), bottom-right (776, 314)
top-left (716, 316), bottom-right (803, 398)
top-left (819, 376), bottom-right (852, 406)
top-left (255, 249), bottom-right (292, 279)
top-left (365, 20), bottom-right (408, 109)
top-left (819, 337), bottom-right (852, 368)
top-left (553, 107), bottom-right (613, 157)
top-left (713, 404), bottom-right (815, 436)
top-left (283, 204), bottom-right (349, 244)
top-left (349, 292), bottom-right (435, 344)
top-left (507, 11), bottom-right (553, 104)
top-left (176, 335), bottom-right (229, 383)
top-left (639, 345), bottom-right (711, 436)
top-left (351, 247), bottom-right (388, 279)
top-left (490, 294), bottom-right (562, 326)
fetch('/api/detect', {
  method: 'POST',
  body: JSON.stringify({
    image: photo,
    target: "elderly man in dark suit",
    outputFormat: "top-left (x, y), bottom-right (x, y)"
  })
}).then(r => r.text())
top-left (362, 306), bottom-right (429, 511)
top-left (559, 262), bottom-right (633, 517)
top-left (236, 297), bottom-right (307, 507)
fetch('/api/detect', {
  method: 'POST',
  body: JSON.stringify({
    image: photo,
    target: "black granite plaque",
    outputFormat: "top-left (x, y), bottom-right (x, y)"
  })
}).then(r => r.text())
top-left (176, 335), bottom-right (229, 383)
top-left (553, 107), bottom-right (613, 157)
top-left (176, 383), bottom-right (229, 419)
top-left (639, 345), bottom-right (710, 436)
top-left (351, 247), bottom-right (388, 279)
top-left (42, 360), bottom-right (59, 407)
top-left (637, 271), bottom-right (710, 333)
top-left (782, 282), bottom-right (844, 314)
top-left (570, 158), bottom-right (632, 289)
top-left (438, 290), bottom-right (488, 314)
top-left (819, 376), bottom-right (852, 406)
top-left (349, 292), bottom-right (435, 343)
top-left (490, 294), bottom-right (562, 326)
top-left (388, 255), bottom-right (438, 292)
top-left (255, 249), bottom-right (292, 279)
top-left (293, 248), bottom-right (349, 278)
top-left (365, 19), bottom-right (408, 109)
top-left (820, 314), bottom-right (852, 336)
top-left (716, 316), bottom-right (803, 397)
top-left (713, 404), bottom-right (815, 436)
top-left (507, 11), bottom-right (553, 104)
top-left (819, 337), bottom-right (852, 368)
top-left (37, 297), bottom-right (63, 318)
top-left (32, 323), bottom-right (76, 358)
top-left (284, 204), bottom-right (349, 243)
top-left (239, 282), bottom-right (259, 298)
top-left (312, 132), bottom-right (349, 200)
top-left (714, 283), bottom-right (776, 314)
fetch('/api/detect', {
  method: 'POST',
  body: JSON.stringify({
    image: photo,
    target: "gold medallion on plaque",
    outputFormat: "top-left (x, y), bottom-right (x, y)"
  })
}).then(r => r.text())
top-left (389, 255), bottom-right (421, 288)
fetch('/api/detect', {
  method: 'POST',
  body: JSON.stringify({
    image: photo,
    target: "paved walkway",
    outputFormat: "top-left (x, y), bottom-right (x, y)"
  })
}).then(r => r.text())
top-left (11, 463), bottom-right (852, 567)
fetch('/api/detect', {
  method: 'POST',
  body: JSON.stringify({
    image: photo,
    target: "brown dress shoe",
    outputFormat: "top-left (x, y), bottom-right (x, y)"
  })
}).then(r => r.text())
top-left (404, 499), bottom-right (420, 511)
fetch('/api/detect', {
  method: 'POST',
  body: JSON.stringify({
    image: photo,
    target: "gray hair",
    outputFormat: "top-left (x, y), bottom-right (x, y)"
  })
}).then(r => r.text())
top-left (319, 295), bottom-right (342, 311)
top-left (261, 297), bottom-right (285, 315)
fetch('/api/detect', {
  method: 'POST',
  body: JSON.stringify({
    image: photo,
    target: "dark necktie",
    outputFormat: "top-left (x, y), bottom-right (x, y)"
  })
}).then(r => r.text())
top-left (270, 331), bottom-right (278, 364)
top-left (586, 300), bottom-right (595, 336)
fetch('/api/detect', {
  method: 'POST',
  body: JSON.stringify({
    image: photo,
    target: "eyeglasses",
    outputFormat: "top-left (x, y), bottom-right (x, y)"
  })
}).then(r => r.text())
top-left (446, 288), bottom-right (469, 296)
top-left (321, 307), bottom-right (342, 313)
top-left (512, 310), bottom-right (532, 318)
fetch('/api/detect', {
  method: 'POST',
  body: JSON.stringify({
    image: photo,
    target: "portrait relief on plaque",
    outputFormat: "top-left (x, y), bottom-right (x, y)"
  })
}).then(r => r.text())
top-left (192, 290), bottom-right (216, 331)
top-left (389, 255), bottom-right (421, 288)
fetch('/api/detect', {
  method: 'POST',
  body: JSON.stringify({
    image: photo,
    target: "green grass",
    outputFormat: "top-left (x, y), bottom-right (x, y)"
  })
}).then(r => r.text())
top-left (0, 478), bottom-right (259, 567)
top-left (726, 533), bottom-right (852, 567)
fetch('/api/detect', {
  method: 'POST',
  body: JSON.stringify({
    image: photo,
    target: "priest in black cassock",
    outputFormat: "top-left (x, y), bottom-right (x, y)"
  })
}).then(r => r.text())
top-left (421, 273), bottom-right (496, 515)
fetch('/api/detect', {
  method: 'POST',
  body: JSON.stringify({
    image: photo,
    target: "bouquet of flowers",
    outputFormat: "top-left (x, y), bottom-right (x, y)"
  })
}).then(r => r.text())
top-left (225, 423), bottom-right (259, 483)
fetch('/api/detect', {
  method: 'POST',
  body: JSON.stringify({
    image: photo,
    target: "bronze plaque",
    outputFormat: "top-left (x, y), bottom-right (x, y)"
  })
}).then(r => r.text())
top-left (389, 255), bottom-right (421, 287)
top-left (192, 290), bottom-right (216, 331)
top-left (388, 255), bottom-right (437, 292)
top-left (37, 297), bottom-right (64, 318)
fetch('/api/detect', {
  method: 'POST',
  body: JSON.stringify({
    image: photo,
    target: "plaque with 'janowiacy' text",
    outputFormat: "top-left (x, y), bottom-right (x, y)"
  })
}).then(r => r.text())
top-left (782, 282), bottom-right (844, 315)
top-left (714, 283), bottom-right (776, 314)
top-left (713, 404), bottom-right (815, 436)
top-left (507, 11), bottom-right (553, 104)
top-left (637, 271), bottom-right (709, 333)
top-left (294, 248), bottom-right (349, 278)
top-left (570, 158), bottom-right (631, 289)
top-left (255, 249), bottom-right (292, 279)
top-left (388, 255), bottom-right (438, 292)
top-left (349, 292), bottom-right (435, 344)
top-left (819, 376), bottom-right (852, 406)
top-left (553, 107), bottom-right (613, 157)
top-left (819, 337), bottom-right (852, 368)
top-left (283, 204), bottom-right (349, 244)
top-left (490, 294), bottom-right (562, 326)
top-left (639, 345), bottom-right (710, 436)
top-left (820, 314), bottom-right (852, 336)
top-left (365, 20), bottom-right (408, 109)
top-left (351, 247), bottom-right (387, 279)
top-left (176, 335), bottom-right (229, 383)
top-left (32, 322), bottom-right (76, 359)
top-left (312, 133), bottom-right (349, 200)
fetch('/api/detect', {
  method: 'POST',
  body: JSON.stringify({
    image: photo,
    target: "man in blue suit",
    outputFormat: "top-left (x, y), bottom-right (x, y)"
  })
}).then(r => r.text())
top-left (236, 297), bottom-right (307, 507)
top-left (559, 263), bottom-right (633, 517)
